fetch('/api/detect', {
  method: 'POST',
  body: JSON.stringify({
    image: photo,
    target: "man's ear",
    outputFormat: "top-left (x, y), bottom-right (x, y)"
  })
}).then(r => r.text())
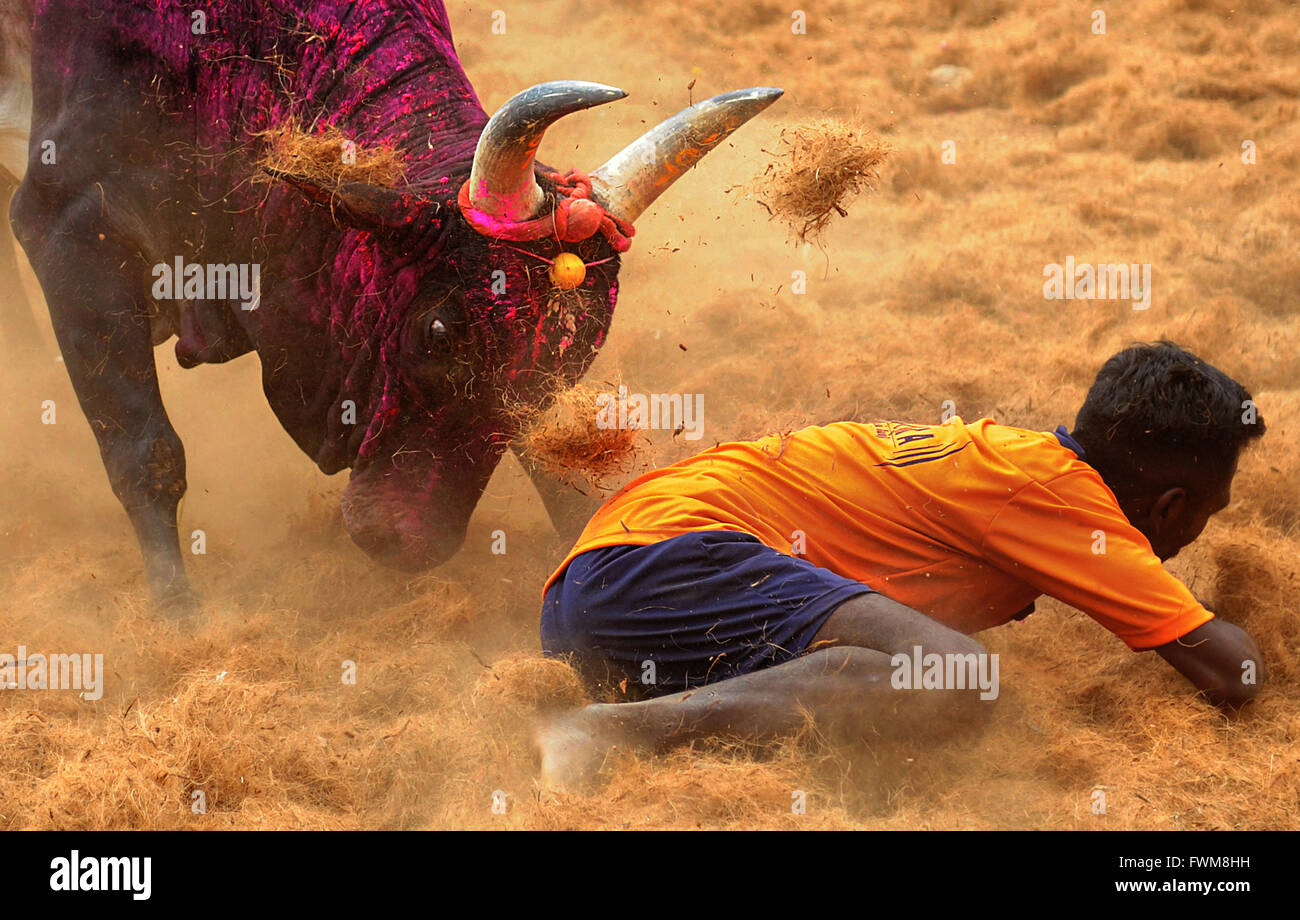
top-left (1150, 486), bottom-right (1188, 532)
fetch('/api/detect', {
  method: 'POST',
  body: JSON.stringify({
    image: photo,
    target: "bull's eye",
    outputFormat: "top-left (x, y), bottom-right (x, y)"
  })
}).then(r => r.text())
top-left (424, 314), bottom-right (453, 354)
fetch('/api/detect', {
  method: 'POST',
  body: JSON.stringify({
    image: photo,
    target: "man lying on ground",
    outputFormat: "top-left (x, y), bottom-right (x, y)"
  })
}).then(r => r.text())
top-left (533, 342), bottom-right (1267, 788)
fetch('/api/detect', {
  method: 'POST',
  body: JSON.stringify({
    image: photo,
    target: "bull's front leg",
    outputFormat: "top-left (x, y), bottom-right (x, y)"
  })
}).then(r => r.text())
top-left (510, 442), bottom-right (602, 543)
top-left (1, 183), bottom-right (43, 352)
top-left (11, 185), bottom-right (197, 616)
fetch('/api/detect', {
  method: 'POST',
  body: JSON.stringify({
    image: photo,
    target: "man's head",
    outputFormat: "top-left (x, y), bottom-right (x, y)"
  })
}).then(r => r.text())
top-left (1071, 341), bottom-right (1265, 561)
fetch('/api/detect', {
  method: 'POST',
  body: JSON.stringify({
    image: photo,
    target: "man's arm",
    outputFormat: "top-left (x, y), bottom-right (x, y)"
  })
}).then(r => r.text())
top-left (1154, 618), bottom-right (1264, 709)
top-left (981, 474), bottom-right (1263, 704)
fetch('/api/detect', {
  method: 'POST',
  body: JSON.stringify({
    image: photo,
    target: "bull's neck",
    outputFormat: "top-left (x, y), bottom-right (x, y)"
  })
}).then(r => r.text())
top-left (249, 2), bottom-right (486, 170)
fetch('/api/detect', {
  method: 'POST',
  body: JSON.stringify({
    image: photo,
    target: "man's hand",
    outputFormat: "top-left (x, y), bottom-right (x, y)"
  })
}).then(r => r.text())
top-left (1155, 618), bottom-right (1264, 709)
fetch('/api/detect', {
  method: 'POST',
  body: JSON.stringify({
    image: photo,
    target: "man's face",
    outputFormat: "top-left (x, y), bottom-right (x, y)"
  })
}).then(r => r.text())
top-left (1138, 464), bottom-right (1235, 562)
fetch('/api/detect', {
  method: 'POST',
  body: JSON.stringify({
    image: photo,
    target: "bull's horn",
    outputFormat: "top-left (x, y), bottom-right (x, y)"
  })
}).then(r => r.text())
top-left (468, 81), bottom-right (627, 222)
top-left (590, 87), bottom-right (783, 225)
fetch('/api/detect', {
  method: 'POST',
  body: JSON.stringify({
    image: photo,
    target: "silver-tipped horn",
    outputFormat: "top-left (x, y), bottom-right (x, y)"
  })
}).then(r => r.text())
top-left (468, 81), bottom-right (627, 222)
top-left (591, 87), bottom-right (783, 225)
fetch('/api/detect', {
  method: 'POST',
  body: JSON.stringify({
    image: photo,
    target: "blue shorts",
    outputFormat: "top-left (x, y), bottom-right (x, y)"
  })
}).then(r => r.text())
top-left (541, 530), bottom-right (875, 698)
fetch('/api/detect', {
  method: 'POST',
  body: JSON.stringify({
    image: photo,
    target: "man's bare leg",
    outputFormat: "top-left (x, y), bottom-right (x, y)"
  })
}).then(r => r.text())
top-left (536, 592), bottom-right (995, 789)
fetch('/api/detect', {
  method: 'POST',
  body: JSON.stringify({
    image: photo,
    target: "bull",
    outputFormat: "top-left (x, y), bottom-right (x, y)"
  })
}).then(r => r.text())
top-left (8, 0), bottom-right (781, 612)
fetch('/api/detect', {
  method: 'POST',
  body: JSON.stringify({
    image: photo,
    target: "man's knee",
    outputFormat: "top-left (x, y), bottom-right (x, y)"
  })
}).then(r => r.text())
top-left (927, 631), bottom-right (986, 659)
top-left (881, 633), bottom-right (1000, 728)
top-left (817, 593), bottom-right (988, 661)
top-left (925, 636), bottom-right (999, 725)
top-left (801, 643), bottom-right (996, 743)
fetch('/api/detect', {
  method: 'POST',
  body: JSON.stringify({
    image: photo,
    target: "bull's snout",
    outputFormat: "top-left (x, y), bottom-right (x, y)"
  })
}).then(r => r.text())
top-left (341, 475), bottom-right (471, 572)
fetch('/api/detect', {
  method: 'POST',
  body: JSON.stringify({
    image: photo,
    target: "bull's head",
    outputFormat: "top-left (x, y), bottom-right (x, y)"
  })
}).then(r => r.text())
top-left (274, 82), bottom-right (781, 570)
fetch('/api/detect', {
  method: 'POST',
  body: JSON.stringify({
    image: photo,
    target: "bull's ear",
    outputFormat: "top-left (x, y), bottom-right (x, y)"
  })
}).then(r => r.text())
top-left (263, 166), bottom-right (437, 238)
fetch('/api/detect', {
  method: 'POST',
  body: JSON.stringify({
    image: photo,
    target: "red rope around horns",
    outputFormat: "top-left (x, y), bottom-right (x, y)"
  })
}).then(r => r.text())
top-left (458, 168), bottom-right (635, 253)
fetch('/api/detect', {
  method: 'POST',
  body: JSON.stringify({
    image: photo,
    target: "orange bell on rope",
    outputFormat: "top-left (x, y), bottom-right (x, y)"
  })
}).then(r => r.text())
top-left (549, 252), bottom-right (587, 289)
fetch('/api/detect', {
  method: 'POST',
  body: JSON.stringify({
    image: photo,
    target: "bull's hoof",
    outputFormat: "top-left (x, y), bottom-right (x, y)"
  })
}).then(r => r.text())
top-left (152, 580), bottom-right (202, 627)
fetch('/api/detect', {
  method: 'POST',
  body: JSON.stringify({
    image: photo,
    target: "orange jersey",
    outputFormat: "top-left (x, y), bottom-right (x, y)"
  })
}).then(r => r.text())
top-left (546, 418), bottom-right (1213, 650)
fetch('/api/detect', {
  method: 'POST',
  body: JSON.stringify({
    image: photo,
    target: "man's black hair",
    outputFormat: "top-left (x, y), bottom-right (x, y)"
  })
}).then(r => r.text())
top-left (1072, 341), bottom-right (1265, 499)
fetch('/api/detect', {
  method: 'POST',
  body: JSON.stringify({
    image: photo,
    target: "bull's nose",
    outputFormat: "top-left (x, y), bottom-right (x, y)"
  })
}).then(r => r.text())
top-left (345, 521), bottom-right (465, 572)
top-left (340, 494), bottom-right (467, 572)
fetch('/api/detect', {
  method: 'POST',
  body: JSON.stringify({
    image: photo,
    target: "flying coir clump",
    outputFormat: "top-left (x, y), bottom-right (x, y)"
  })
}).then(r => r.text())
top-left (754, 118), bottom-right (889, 245)
top-left (509, 381), bottom-right (650, 490)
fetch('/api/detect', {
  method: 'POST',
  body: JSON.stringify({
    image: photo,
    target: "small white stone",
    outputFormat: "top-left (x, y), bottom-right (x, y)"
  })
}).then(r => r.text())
top-left (929, 65), bottom-right (973, 90)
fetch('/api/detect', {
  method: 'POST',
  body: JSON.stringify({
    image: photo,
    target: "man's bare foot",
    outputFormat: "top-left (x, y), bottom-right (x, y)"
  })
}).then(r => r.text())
top-left (534, 704), bottom-right (635, 792)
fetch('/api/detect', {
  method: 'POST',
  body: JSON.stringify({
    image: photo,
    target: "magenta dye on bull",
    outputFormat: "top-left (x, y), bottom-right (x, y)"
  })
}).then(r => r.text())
top-left (11, 0), bottom-right (780, 610)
